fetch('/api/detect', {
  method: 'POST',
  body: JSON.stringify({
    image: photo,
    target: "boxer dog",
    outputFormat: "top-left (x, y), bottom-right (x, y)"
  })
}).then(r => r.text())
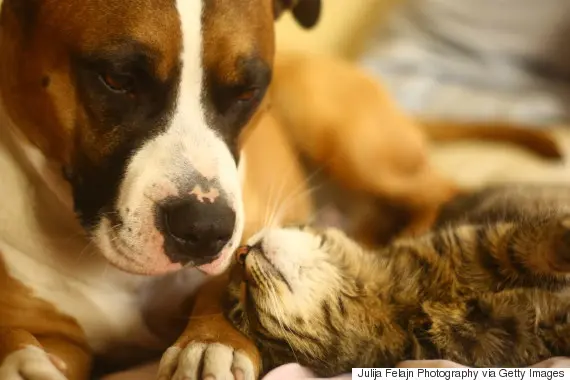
top-left (0, 0), bottom-right (320, 379)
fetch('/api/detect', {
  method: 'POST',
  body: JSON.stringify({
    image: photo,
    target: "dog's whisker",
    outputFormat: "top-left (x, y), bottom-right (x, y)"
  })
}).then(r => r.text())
top-left (54, 230), bottom-right (90, 246)
top-left (75, 239), bottom-right (97, 263)
top-left (73, 229), bottom-right (106, 263)
top-left (110, 224), bottom-right (123, 233)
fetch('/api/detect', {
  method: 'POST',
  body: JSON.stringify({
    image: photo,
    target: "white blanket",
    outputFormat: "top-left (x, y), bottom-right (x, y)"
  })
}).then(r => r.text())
top-left (360, 0), bottom-right (570, 125)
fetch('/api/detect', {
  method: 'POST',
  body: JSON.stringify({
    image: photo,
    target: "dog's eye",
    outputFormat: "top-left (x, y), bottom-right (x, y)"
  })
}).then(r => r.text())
top-left (100, 72), bottom-right (135, 94)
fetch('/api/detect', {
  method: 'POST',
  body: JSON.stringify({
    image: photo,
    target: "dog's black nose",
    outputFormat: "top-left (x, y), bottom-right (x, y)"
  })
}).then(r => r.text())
top-left (158, 195), bottom-right (236, 264)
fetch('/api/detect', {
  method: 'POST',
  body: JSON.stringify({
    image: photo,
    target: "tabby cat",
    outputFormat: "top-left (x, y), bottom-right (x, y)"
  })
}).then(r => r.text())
top-left (223, 185), bottom-right (570, 376)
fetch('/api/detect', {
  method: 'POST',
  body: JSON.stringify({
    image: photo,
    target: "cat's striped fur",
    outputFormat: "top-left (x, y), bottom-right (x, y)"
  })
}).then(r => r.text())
top-left (224, 185), bottom-right (570, 376)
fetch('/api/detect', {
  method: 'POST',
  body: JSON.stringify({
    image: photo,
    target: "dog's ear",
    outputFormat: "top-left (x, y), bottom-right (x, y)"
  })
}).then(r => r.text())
top-left (273, 0), bottom-right (321, 29)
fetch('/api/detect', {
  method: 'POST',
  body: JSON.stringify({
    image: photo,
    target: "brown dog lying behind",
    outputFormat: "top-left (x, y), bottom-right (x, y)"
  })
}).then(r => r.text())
top-left (265, 52), bottom-right (562, 245)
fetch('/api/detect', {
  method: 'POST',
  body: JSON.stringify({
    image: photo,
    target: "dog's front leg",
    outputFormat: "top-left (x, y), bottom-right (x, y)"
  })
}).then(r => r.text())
top-left (157, 274), bottom-right (261, 380)
top-left (0, 328), bottom-right (92, 380)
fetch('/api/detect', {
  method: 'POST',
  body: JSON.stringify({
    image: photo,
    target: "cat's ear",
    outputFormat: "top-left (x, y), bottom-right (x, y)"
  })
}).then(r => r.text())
top-left (273, 0), bottom-right (321, 29)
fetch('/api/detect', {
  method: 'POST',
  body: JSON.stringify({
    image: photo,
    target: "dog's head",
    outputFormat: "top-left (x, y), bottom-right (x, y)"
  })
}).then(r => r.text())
top-left (0, 0), bottom-right (321, 275)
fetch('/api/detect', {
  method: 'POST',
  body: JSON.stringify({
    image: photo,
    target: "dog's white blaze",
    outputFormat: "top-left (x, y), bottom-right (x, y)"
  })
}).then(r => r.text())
top-left (174, 0), bottom-right (244, 220)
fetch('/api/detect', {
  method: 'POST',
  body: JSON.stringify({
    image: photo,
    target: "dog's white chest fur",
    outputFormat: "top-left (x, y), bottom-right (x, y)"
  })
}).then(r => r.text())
top-left (0, 115), bottom-right (206, 354)
top-left (0, 243), bottom-right (159, 352)
top-left (0, 231), bottom-right (206, 354)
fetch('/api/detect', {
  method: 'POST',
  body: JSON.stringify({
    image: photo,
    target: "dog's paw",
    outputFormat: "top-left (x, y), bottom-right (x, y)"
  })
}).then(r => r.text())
top-left (0, 345), bottom-right (68, 380)
top-left (157, 342), bottom-right (256, 380)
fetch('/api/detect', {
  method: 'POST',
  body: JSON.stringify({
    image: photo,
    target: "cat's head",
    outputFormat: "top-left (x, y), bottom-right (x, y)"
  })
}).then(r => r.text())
top-left (224, 225), bottom-right (385, 376)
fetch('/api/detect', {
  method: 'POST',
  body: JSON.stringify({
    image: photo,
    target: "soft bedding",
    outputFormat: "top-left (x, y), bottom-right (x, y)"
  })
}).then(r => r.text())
top-left (360, 0), bottom-right (570, 126)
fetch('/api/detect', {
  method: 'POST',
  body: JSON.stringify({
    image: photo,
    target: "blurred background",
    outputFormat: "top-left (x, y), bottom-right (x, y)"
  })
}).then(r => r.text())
top-left (273, 0), bottom-right (570, 187)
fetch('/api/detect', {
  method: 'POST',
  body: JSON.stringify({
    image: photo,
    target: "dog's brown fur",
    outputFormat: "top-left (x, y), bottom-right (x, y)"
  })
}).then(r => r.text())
top-left (266, 53), bottom-right (563, 244)
top-left (224, 184), bottom-right (570, 377)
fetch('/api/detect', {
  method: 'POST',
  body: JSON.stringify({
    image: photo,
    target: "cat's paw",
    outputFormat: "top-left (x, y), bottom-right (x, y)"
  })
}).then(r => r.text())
top-left (0, 345), bottom-right (68, 380)
top-left (157, 342), bottom-right (256, 380)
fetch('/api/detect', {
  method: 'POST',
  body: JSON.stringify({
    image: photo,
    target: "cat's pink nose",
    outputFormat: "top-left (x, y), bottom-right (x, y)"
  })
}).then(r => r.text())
top-left (235, 245), bottom-right (251, 265)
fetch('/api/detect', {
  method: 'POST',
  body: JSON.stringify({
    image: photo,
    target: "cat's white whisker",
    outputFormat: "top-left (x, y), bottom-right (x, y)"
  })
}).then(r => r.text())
top-left (266, 281), bottom-right (301, 363)
top-left (266, 165), bottom-right (325, 230)
top-left (263, 161), bottom-right (299, 229)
